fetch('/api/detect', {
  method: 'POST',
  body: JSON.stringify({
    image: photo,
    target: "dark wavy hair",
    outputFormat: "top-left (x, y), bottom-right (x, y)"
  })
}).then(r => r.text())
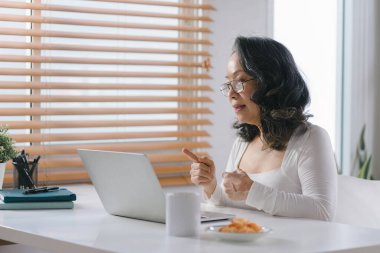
top-left (232, 36), bottom-right (311, 150)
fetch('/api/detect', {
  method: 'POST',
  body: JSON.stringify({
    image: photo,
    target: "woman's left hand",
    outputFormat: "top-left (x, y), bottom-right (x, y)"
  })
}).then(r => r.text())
top-left (222, 169), bottom-right (254, 201)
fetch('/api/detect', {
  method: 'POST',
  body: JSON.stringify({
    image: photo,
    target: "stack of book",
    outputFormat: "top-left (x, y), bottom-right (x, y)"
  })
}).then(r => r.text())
top-left (0, 187), bottom-right (76, 210)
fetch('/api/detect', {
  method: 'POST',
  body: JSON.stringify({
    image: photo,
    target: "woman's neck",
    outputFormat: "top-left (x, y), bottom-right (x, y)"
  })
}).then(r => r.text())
top-left (256, 127), bottom-right (270, 151)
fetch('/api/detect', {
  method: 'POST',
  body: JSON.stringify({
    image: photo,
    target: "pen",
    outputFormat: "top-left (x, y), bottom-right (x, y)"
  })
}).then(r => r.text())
top-left (20, 150), bottom-right (29, 169)
top-left (13, 161), bottom-right (28, 188)
top-left (23, 186), bottom-right (59, 195)
top-left (30, 155), bottom-right (40, 175)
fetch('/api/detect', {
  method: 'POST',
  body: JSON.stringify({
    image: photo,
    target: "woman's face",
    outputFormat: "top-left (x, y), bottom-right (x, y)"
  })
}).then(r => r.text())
top-left (226, 53), bottom-right (260, 125)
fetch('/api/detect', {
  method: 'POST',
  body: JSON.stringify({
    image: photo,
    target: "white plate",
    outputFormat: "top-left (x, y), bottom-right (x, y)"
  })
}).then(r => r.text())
top-left (206, 225), bottom-right (272, 242)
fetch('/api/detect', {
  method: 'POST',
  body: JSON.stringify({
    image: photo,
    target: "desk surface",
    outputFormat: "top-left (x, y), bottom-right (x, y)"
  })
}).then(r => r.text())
top-left (0, 184), bottom-right (380, 253)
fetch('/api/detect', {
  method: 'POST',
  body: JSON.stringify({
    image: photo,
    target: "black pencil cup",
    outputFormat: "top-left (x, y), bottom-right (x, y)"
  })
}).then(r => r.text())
top-left (13, 161), bottom-right (38, 189)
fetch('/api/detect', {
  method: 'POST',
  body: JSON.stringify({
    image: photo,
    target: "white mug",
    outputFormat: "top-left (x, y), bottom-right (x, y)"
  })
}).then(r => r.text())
top-left (165, 192), bottom-right (200, 237)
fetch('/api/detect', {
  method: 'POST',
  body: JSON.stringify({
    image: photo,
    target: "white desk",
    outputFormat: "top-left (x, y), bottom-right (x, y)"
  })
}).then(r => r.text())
top-left (0, 184), bottom-right (380, 253)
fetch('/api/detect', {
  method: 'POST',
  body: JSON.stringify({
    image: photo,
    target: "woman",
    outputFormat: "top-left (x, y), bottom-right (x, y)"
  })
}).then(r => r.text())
top-left (183, 36), bottom-right (337, 221)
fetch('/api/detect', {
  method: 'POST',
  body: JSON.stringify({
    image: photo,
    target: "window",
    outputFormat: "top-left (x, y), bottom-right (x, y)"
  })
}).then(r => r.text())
top-left (0, 0), bottom-right (214, 187)
top-left (273, 0), bottom-right (338, 151)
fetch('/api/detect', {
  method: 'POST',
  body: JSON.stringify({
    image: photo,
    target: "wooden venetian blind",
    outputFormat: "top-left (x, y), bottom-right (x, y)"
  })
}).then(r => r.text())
top-left (0, 0), bottom-right (214, 187)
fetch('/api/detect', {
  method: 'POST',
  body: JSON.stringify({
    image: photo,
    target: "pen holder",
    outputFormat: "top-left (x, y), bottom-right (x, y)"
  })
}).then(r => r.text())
top-left (13, 160), bottom-right (38, 189)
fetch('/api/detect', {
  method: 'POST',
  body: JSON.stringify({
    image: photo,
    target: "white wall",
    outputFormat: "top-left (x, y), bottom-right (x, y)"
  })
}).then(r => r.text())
top-left (273, 0), bottom-right (337, 154)
top-left (206, 0), bottom-right (273, 178)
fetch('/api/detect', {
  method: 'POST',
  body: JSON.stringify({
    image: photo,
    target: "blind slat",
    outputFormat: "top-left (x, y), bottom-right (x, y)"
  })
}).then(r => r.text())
top-left (0, 68), bottom-right (211, 78)
top-left (28, 152), bottom-right (207, 169)
top-left (0, 95), bottom-right (212, 103)
top-left (0, 2), bottom-right (212, 21)
top-left (0, 81), bottom-right (213, 91)
top-left (11, 130), bottom-right (209, 142)
top-left (0, 42), bottom-right (211, 56)
top-left (3, 172), bottom-right (91, 185)
top-left (158, 176), bottom-right (192, 186)
top-left (0, 14), bottom-right (211, 33)
top-left (0, 28), bottom-right (212, 45)
top-left (0, 107), bottom-right (212, 116)
top-left (0, 55), bottom-right (207, 68)
top-left (6, 153), bottom-right (207, 170)
top-left (154, 164), bottom-right (190, 174)
top-left (147, 153), bottom-right (208, 164)
top-left (89, 0), bottom-right (215, 10)
top-left (14, 141), bottom-right (211, 156)
top-left (2, 119), bottom-right (212, 129)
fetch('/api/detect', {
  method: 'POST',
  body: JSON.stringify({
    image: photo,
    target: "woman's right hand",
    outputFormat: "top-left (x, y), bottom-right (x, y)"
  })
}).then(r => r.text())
top-left (182, 148), bottom-right (217, 198)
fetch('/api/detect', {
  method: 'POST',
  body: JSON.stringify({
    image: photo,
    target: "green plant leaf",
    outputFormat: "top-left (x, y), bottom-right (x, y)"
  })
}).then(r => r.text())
top-left (356, 125), bottom-right (367, 167)
top-left (359, 125), bottom-right (366, 150)
top-left (364, 155), bottom-right (372, 180)
top-left (358, 155), bottom-right (372, 179)
top-left (357, 149), bottom-right (367, 168)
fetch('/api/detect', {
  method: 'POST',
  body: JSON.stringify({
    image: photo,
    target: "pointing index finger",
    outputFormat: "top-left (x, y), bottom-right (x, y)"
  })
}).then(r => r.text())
top-left (182, 148), bottom-right (200, 162)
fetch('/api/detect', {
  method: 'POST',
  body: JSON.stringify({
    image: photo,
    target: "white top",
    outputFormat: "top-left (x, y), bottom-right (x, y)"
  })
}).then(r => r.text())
top-left (207, 123), bottom-right (338, 221)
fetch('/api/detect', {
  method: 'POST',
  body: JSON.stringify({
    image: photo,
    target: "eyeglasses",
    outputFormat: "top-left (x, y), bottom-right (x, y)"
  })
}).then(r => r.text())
top-left (219, 79), bottom-right (254, 97)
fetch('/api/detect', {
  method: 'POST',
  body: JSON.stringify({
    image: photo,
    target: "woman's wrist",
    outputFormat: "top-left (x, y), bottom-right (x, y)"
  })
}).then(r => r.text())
top-left (203, 179), bottom-right (217, 199)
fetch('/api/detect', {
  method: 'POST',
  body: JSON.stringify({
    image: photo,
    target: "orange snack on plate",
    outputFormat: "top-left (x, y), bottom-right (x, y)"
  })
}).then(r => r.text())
top-left (219, 218), bottom-right (262, 233)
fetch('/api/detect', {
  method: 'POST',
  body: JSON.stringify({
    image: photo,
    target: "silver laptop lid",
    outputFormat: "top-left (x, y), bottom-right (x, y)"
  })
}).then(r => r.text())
top-left (78, 149), bottom-right (166, 223)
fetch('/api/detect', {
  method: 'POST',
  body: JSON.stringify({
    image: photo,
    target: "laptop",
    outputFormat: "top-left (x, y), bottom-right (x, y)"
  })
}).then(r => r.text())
top-left (78, 149), bottom-right (235, 223)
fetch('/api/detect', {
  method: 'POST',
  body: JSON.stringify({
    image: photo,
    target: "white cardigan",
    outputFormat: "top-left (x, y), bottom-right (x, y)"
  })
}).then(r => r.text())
top-left (207, 123), bottom-right (337, 221)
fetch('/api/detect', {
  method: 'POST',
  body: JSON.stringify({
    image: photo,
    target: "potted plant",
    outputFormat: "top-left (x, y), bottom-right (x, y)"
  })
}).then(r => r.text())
top-left (0, 126), bottom-right (18, 188)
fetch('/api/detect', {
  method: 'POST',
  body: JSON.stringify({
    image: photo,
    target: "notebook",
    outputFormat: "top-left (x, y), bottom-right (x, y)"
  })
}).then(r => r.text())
top-left (78, 149), bottom-right (235, 223)
top-left (0, 188), bottom-right (77, 203)
top-left (0, 200), bottom-right (74, 210)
